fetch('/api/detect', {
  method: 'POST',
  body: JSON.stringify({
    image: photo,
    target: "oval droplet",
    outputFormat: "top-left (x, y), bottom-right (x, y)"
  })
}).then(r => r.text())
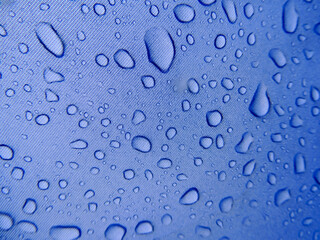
top-left (70, 139), bottom-right (88, 149)
top-left (173, 4), bottom-right (195, 23)
top-left (114, 49), bottom-right (135, 69)
top-left (131, 136), bottom-right (152, 153)
top-left (179, 187), bottom-right (199, 205)
top-left (219, 196), bottom-right (234, 213)
top-left (104, 224), bottom-right (126, 240)
top-left (135, 221), bottom-right (154, 235)
top-left (35, 114), bottom-right (50, 125)
top-left (282, 0), bottom-right (299, 34)
top-left (0, 145), bottom-right (14, 161)
top-left (249, 83), bottom-right (270, 117)
top-left (157, 158), bottom-right (172, 169)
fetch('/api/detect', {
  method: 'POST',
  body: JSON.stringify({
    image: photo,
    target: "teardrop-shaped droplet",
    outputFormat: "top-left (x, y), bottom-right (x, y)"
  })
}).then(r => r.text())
top-left (49, 225), bottom-right (81, 240)
top-left (104, 224), bottom-right (126, 240)
top-left (0, 24), bottom-right (8, 37)
top-left (144, 27), bottom-right (175, 73)
top-left (179, 187), bottom-right (199, 205)
top-left (45, 89), bottom-right (59, 102)
top-left (282, 0), bottom-right (299, 34)
top-left (35, 22), bottom-right (64, 57)
top-left (242, 159), bottom-right (256, 176)
top-left (249, 83), bottom-right (271, 117)
top-left (114, 49), bottom-right (135, 69)
top-left (173, 4), bottom-right (195, 23)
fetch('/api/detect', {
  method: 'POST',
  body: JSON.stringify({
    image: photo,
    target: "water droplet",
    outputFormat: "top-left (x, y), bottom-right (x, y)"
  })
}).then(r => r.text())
top-left (144, 27), bottom-right (175, 73)
top-left (313, 169), bottom-right (320, 185)
top-left (179, 187), bottom-right (199, 205)
top-left (141, 75), bottom-right (155, 88)
top-left (173, 4), bottom-right (195, 23)
top-left (215, 34), bottom-right (226, 49)
top-left (187, 78), bottom-right (200, 94)
top-left (150, 5), bottom-right (159, 17)
top-left (310, 86), bottom-right (320, 101)
top-left (95, 54), bottom-right (109, 67)
top-left (274, 188), bottom-right (291, 206)
top-left (222, 0), bottom-right (237, 24)
top-left (206, 110), bottom-right (223, 127)
top-left (123, 169), bottom-right (135, 180)
top-left (0, 145), bottom-right (14, 160)
top-left (249, 83), bottom-right (270, 117)
top-left (0, 25), bottom-right (8, 37)
top-left (104, 224), bottom-right (126, 240)
top-left (216, 134), bottom-right (225, 149)
top-left (221, 77), bottom-right (234, 90)
top-left (43, 68), bottom-right (65, 84)
top-left (0, 212), bottom-right (14, 231)
top-left (70, 139), bottom-right (88, 149)
top-left (131, 136), bottom-right (152, 153)
top-left (290, 114), bottom-right (303, 128)
top-left (199, 136), bottom-right (213, 149)
top-left (157, 158), bottom-right (172, 169)
top-left (114, 49), bottom-right (135, 69)
top-left (17, 220), bottom-right (38, 233)
top-left (18, 43), bottom-right (29, 54)
top-left (219, 196), bottom-right (234, 213)
top-left (198, 0), bottom-right (216, 6)
top-left (282, 0), bottom-right (299, 34)
top-left (294, 153), bottom-right (306, 174)
top-left (166, 127), bottom-right (177, 140)
top-left (11, 167), bottom-right (25, 180)
top-left (35, 22), bottom-right (64, 57)
top-left (35, 114), bottom-right (50, 125)
top-left (195, 225), bottom-right (211, 238)
top-left (49, 225), bottom-right (81, 240)
top-left (22, 198), bottom-right (37, 215)
top-left (132, 110), bottom-right (146, 125)
top-left (267, 173), bottom-right (277, 185)
top-left (144, 169), bottom-right (153, 180)
top-left (135, 221), bottom-right (154, 235)
top-left (269, 48), bottom-right (287, 68)
top-left (242, 159), bottom-right (256, 176)
top-left (66, 104), bottom-right (78, 115)
top-left (244, 3), bottom-right (254, 19)
top-left (94, 3), bottom-right (106, 16)
top-left (235, 132), bottom-right (253, 154)
top-left (45, 89), bottom-right (59, 102)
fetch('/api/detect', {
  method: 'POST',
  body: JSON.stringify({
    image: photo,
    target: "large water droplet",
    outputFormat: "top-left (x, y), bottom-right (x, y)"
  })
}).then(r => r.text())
top-left (294, 153), bottom-right (306, 174)
top-left (104, 224), bottom-right (127, 240)
top-left (173, 4), bottom-right (195, 23)
top-left (135, 221), bottom-right (154, 235)
top-left (222, 0), bottom-right (237, 24)
top-left (242, 159), bottom-right (256, 176)
top-left (269, 48), bottom-right (287, 68)
top-left (11, 167), bottom-right (25, 180)
top-left (0, 145), bottom-right (14, 160)
top-left (132, 110), bottom-right (146, 125)
top-left (17, 220), bottom-right (38, 233)
top-left (157, 158), bottom-right (172, 169)
top-left (49, 225), bottom-right (81, 240)
top-left (23, 198), bottom-right (37, 214)
top-left (35, 114), bottom-right (50, 125)
top-left (195, 225), bottom-right (211, 238)
top-left (198, 0), bottom-right (216, 6)
top-left (219, 196), bottom-right (234, 213)
top-left (274, 188), bottom-right (291, 206)
top-left (35, 22), bottom-right (64, 57)
top-left (0, 212), bottom-right (14, 231)
top-left (206, 110), bottom-right (223, 127)
top-left (282, 0), bottom-right (299, 34)
top-left (131, 136), bottom-right (152, 153)
top-left (114, 49), bottom-right (135, 69)
top-left (179, 187), bottom-right (199, 205)
top-left (249, 83), bottom-right (270, 117)
top-left (144, 27), bottom-right (175, 73)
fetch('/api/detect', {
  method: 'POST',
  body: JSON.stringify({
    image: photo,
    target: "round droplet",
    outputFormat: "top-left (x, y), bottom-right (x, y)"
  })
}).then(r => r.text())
top-left (95, 54), bottom-right (109, 67)
top-left (18, 43), bottom-right (29, 54)
top-left (244, 3), bottom-right (254, 19)
top-left (215, 34), bottom-right (226, 49)
top-left (173, 4), bottom-right (195, 23)
top-left (199, 136), bottom-right (213, 149)
top-left (66, 104), bottom-right (78, 115)
top-left (123, 169), bottom-right (135, 180)
top-left (0, 145), bottom-right (14, 161)
top-left (206, 110), bottom-right (223, 127)
top-left (0, 212), bottom-right (14, 231)
top-left (161, 214), bottom-right (172, 225)
top-left (38, 179), bottom-right (50, 190)
top-left (11, 167), bottom-right (25, 180)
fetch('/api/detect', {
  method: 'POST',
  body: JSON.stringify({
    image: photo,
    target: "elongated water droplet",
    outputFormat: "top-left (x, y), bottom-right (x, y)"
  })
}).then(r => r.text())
top-left (70, 139), bottom-right (88, 149)
top-left (243, 159), bottom-right (256, 176)
top-left (294, 153), bottom-right (306, 174)
top-left (269, 48), bottom-right (287, 68)
top-left (35, 22), bottom-right (64, 57)
top-left (144, 27), bottom-right (175, 73)
top-left (282, 0), bottom-right (299, 34)
top-left (114, 49), bottom-right (135, 69)
top-left (235, 132), bottom-right (253, 154)
top-left (222, 0), bottom-right (237, 24)
top-left (0, 212), bottom-right (14, 231)
top-left (49, 225), bottom-right (81, 240)
top-left (44, 68), bottom-right (65, 84)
